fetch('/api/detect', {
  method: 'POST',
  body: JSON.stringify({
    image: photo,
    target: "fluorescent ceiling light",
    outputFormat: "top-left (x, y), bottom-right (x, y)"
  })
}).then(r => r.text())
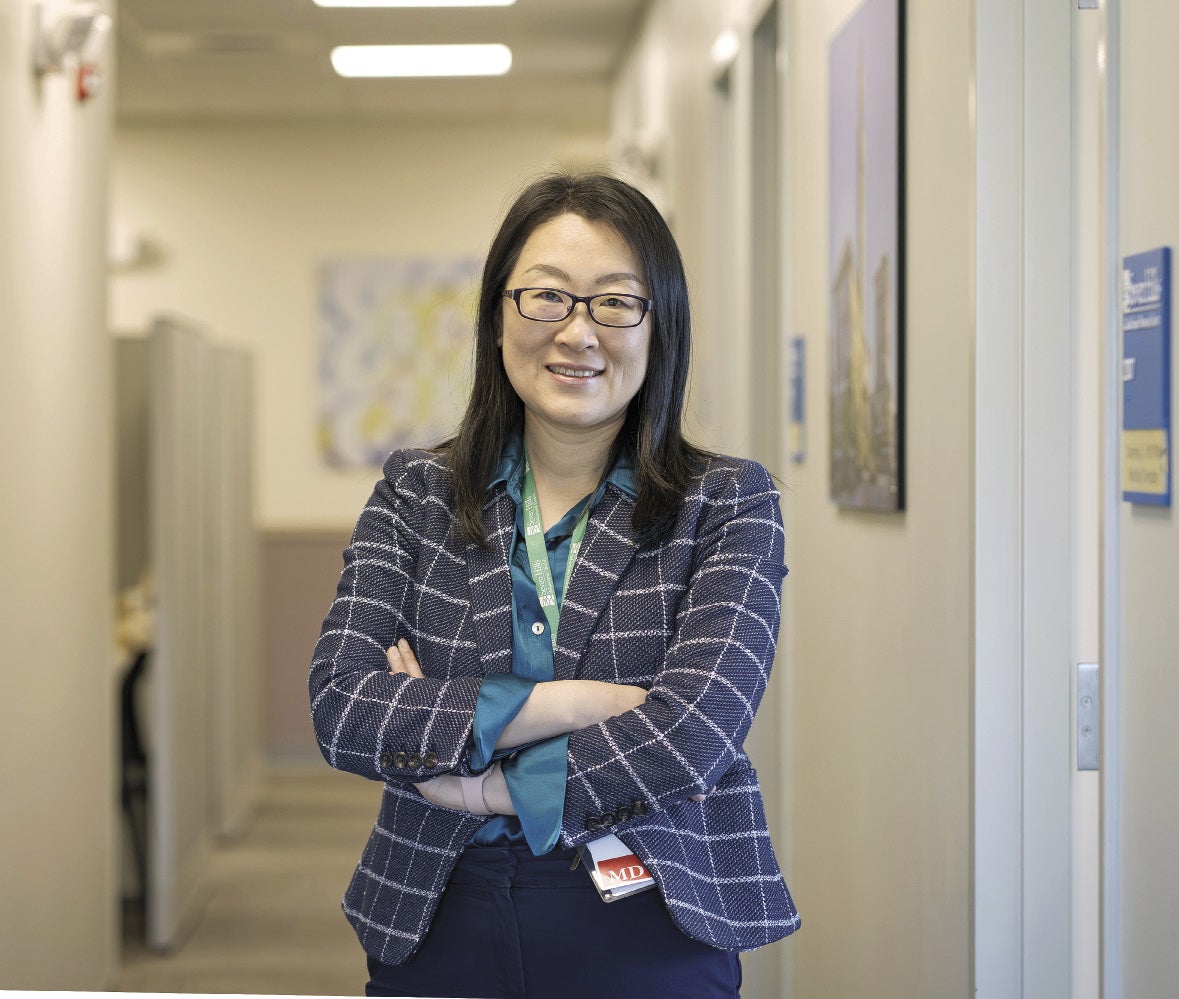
top-left (331, 43), bottom-right (512, 77)
top-left (314, 1), bottom-right (515, 7)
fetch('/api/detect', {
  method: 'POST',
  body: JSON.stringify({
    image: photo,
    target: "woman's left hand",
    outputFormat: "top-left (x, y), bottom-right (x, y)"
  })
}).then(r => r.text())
top-left (385, 639), bottom-right (508, 815)
top-left (415, 774), bottom-right (466, 810)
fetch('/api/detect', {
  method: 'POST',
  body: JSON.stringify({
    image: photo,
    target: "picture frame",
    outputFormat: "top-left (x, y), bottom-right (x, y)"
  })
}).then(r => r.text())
top-left (827, 0), bottom-right (905, 511)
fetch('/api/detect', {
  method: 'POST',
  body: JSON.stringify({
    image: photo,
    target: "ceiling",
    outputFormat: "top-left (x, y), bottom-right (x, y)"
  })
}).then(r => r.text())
top-left (114, 0), bottom-right (649, 126)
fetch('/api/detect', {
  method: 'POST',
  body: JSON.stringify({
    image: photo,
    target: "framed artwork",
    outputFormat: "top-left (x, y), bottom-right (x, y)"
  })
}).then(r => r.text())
top-left (827, 0), bottom-right (905, 511)
top-left (317, 257), bottom-right (480, 468)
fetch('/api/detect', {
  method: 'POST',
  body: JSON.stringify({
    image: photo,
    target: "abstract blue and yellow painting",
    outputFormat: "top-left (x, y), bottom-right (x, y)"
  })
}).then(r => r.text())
top-left (318, 257), bottom-right (480, 468)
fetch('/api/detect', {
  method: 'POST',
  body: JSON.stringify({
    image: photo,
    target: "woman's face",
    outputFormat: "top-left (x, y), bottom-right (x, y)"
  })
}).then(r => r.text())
top-left (499, 212), bottom-right (651, 442)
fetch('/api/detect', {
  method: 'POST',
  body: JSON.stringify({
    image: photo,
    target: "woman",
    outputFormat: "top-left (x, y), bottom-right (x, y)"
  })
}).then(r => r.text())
top-left (310, 172), bottom-right (799, 999)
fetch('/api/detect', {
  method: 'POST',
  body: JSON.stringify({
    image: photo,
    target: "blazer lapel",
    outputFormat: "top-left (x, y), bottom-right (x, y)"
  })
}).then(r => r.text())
top-left (553, 486), bottom-right (639, 680)
top-left (466, 490), bottom-right (515, 676)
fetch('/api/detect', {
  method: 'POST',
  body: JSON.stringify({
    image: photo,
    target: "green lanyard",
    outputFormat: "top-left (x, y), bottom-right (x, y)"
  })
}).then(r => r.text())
top-left (521, 452), bottom-right (591, 649)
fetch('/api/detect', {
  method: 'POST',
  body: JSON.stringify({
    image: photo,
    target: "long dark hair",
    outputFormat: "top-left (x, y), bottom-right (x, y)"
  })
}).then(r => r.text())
top-left (446, 172), bottom-right (706, 548)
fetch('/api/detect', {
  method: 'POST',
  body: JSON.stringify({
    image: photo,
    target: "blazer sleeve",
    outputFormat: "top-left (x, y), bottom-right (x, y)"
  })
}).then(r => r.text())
top-left (308, 451), bottom-right (483, 783)
top-left (560, 459), bottom-right (787, 847)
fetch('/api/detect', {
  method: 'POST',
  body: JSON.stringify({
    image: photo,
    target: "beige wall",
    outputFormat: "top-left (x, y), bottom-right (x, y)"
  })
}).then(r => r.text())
top-left (790, 3), bottom-right (973, 995)
top-left (109, 121), bottom-right (611, 532)
top-left (614, 1), bottom-right (974, 996)
top-left (262, 529), bottom-right (351, 760)
top-left (0, 0), bottom-right (119, 988)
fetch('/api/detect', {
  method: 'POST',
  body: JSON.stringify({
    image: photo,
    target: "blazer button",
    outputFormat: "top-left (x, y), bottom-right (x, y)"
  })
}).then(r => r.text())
top-left (585, 816), bottom-right (602, 832)
top-left (423, 752), bottom-right (439, 768)
top-left (632, 798), bottom-right (649, 816)
top-left (407, 753), bottom-right (424, 769)
top-left (393, 752), bottom-right (409, 769)
top-left (615, 805), bottom-right (632, 823)
top-left (379, 751), bottom-right (395, 769)
top-left (600, 811), bottom-right (617, 827)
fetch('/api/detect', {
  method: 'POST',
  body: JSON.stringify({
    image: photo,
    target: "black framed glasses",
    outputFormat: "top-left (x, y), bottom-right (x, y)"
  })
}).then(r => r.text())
top-left (503, 287), bottom-right (653, 328)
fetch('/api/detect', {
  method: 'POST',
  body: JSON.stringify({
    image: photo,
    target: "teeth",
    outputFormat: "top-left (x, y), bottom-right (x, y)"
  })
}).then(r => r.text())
top-left (549, 366), bottom-right (597, 378)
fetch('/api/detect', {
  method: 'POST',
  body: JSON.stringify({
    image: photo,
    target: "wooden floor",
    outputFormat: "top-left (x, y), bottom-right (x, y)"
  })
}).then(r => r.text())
top-left (118, 766), bottom-right (382, 996)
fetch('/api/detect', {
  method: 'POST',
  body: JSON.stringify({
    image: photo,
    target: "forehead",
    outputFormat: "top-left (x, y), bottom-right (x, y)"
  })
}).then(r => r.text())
top-left (513, 213), bottom-right (645, 286)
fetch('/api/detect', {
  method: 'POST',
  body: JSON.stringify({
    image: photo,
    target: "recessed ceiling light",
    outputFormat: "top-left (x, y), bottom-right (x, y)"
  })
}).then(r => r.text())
top-left (330, 43), bottom-right (513, 77)
top-left (711, 30), bottom-right (739, 66)
top-left (314, 1), bottom-right (516, 8)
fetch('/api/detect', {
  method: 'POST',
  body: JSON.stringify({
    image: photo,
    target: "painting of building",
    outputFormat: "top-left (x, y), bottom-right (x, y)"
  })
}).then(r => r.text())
top-left (828, 0), bottom-right (903, 511)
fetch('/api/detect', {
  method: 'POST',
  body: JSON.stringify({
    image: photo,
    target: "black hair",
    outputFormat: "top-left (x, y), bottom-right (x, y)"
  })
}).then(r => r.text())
top-left (445, 171), bottom-right (707, 548)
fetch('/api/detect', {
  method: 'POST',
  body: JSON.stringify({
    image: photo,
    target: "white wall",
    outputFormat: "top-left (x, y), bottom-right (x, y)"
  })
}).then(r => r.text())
top-left (0, 0), bottom-right (119, 988)
top-left (611, 7), bottom-right (789, 997)
top-left (613, 1), bottom-right (974, 996)
top-left (609, 0), bottom-right (746, 455)
top-left (110, 121), bottom-right (610, 531)
top-left (1118, 1), bottom-right (1179, 993)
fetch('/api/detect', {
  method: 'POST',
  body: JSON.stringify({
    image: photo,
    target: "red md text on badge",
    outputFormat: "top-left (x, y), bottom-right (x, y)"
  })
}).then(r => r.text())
top-left (598, 854), bottom-right (650, 883)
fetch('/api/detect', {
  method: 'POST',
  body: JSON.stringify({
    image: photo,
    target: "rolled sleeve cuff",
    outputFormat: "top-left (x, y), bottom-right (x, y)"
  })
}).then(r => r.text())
top-left (471, 673), bottom-right (536, 771)
top-left (503, 735), bottom-right (570, 856)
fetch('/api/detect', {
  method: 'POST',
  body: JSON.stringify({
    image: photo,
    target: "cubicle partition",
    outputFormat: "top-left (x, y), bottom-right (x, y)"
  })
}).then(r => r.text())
top-left (115, 317), bottom-right (260, 952)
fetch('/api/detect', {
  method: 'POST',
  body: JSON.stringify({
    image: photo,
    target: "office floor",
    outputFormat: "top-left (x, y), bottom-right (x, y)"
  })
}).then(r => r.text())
top-left (118, 766), bottom-right (381, 996)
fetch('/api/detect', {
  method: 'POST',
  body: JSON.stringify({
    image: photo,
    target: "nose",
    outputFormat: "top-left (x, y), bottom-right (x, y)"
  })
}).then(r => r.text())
top-left (553, 301), bottom-right (600, 351)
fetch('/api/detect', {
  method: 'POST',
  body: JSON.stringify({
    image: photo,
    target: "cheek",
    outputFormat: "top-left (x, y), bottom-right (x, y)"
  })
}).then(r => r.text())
top-left (499, 337), bottom-right (533, 394)
top-left (628, 336), bottom-right (653, 384)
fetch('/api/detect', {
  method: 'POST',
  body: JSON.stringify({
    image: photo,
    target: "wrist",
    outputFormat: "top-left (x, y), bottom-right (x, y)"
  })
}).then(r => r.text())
top-left (460, 770), bottom-right (493, 815)
top-left (481, 763), bottom-right (515, 816)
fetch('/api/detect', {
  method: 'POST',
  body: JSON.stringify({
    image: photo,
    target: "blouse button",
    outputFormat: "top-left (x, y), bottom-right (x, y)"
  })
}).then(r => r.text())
top-left (531, 622), bottom-right (545, 636)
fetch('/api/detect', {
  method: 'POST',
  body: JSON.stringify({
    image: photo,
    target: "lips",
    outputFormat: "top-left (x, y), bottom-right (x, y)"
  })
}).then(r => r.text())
top-left (546, 364), bottom-right (601, 378)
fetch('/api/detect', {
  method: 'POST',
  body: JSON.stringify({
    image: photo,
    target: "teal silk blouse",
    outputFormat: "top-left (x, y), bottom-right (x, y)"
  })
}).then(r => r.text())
top-left (468, 435), bottom-right (635, 855)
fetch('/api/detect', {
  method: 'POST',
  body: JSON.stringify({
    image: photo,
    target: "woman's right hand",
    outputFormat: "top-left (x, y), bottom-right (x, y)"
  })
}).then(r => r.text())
top-left (386, 638), bottom-right (424, 678)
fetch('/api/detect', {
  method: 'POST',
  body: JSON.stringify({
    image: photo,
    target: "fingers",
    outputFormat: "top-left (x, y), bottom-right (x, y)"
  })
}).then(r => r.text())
top-left (386, 638), bottom-right (425, 678)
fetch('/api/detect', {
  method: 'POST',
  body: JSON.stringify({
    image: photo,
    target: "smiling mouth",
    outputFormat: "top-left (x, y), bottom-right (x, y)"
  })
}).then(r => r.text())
top-left (547, 365), bottom-right (601, 379)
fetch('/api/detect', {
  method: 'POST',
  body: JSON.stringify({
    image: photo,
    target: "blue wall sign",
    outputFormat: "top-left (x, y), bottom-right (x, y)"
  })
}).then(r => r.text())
top-left (1122, 247), bottom-right (1172, 506)
top-left (789, 336), bottom-right (806, 464)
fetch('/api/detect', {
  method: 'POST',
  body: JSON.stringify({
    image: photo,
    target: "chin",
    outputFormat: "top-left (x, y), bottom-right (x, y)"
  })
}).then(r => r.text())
top-left (529, 407), bottom-right (625, 436)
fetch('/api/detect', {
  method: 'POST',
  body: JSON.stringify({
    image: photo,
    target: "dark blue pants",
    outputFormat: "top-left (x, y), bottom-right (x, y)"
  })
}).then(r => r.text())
top-left (364, 845), bottom-right (742, 999)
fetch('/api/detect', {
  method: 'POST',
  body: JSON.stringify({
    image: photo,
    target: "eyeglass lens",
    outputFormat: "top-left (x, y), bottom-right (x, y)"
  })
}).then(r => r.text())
top-left (516, 288), bottom-right (645, 327)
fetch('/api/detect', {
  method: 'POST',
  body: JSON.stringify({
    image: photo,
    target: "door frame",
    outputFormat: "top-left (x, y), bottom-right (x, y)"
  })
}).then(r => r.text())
top-left (974, 1), bottom-right (1078, 994)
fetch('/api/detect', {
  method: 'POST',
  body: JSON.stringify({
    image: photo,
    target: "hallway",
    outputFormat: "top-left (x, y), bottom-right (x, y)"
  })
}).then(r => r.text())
top-left (118, 767), bottom-right (380, 996)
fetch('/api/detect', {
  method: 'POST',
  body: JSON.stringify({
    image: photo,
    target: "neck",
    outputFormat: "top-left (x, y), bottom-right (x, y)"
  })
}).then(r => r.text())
top-left (523, 418), bottom-right (621, 526)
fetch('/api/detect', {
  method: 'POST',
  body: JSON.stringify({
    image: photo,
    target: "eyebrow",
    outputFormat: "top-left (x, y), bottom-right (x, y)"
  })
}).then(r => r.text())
top-left (521, 264), bottom-right (646, 289)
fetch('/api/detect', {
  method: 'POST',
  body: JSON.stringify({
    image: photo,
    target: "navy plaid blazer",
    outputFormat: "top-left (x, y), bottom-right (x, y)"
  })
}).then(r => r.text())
top-left (309, 447), bottom-right (801, 966)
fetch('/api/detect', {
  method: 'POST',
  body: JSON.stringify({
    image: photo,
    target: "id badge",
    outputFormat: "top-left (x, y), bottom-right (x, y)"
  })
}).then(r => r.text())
top-left (576, 833), bottom-right (656, 902)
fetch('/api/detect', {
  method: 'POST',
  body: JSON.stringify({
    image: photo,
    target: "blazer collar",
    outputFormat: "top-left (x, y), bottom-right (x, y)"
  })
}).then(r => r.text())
top-left (486, 430), bottom-right (638, 503)
top-left (551, 485), bottom-right (639, 680)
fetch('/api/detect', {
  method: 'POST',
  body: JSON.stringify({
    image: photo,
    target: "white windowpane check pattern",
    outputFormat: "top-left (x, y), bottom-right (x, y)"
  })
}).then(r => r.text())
top-left (309, 449), bottom-right (800, 965)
